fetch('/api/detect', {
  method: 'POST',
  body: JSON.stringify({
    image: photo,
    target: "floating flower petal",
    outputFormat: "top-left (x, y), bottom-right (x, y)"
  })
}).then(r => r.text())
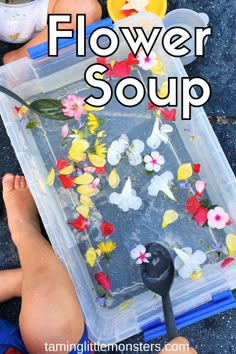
top-left (207, 207), bottom-right (230, 229)
top-left (69, 215), bottom-right (89, 232)
top-left (158, 81), bottom-right (168, 98)
top-left (174, 247), bottom-right (206, 280)
top-left (80, 195), bottom-right (94, 208)
top-left (148, 171), bottom-right (176, 201)
top-left (177, 163), bottom-right (193, 181)
top-left (107, 135), bottom-right (129, 166)
top-left (195, 180), bottom-right (207, 196)
top-left (119, 299), bottom-right (133, 312)
top-left (61, 123), bottom-right (69, 138)
top-left (108, 168), bottom-right (120, 189)
top-left (109, 177), bottom-right (142, 212)
top-left (130, 244), bottom-right (151, 264)
top-left (68, 139), bottom-right (89, 162)
top-left (100, 220), bottom-right (116, 237)
top-left (221, 257), bottom-right (234, 268)
top-left (147, 119), bottom-right (173, 149)
top-left (74, 173), bottom-right (94, 185)
top-left (98, 241), bottom-right (117, 259)
top-left (95, 272), bottom-right (111, 291)
top-left (76, 205), bottom-right (90, 218)
top-left (193, 207), bottom-right (208, 226)
top-left (77, 184), bottom-right (99, 197)
top-left (150, 57), bottom-right (164, 75)
top-left (59, 165), bottom-right (75, 175)
top-left (46, 168), bottom-right (55, 186)
top-left (226, 234), bottom-right (236, 257)
top-left (193, 164), bottom-right (201, 174)
top-left (127, 139), bottom-right (145, 166)
top-left (85, 247), bottom-right (97, 267)
top-left (88, 153), bottom-right (106, 168)
top-left (58, 175), bottom-right (76, 189)
top-left (162, 209), bottom-right (178, 228)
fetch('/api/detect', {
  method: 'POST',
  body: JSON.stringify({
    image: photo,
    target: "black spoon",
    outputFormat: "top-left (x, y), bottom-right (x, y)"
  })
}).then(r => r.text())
top-left (140, 242), bottom-right (179, 341)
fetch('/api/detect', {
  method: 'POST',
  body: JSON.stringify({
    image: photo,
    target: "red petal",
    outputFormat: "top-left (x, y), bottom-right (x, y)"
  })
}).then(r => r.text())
top-left (100, 220), bottom-right (116, 237)
top-left (58, 175), bottom-right (75, 189)
top-left (56, 158), bottom-right (71, 171)
top-left (95, 272), bottom-right (111, 291)
top-left (105, 63), bottom-right (114, 77)
top-left (193, 164), bottom-right (201, 174)
top-left (127, 52), bottom-right (139, 65)
top-left (112, 61), bottom-right (131, 78)
top-left (226, 219), bottom-right (232, 226)
top-left (163, 109), bottom-right (176, 121)
top-left (186, 196), bottom-right (201, 214)
top-left (15, 106), bottom-right (20, 113)
top-left (193, 207), bottom-right (208, 226)
top-left (69, 215), bottom-right (89, 232)
top-left (148, 101), bottom-right (158, 110)
top-left (221, 257), bottom-right (234, 268)
top-left (95, 165), bottom-right (106, 174)
top-left (96, 57), bottom-right (107, 65)
top-left (195, 191), bottom-right (203, 198)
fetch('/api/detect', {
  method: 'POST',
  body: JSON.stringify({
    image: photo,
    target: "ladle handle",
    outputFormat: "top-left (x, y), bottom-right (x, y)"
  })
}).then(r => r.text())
top-left (162, 292), bottom-right (179, 341)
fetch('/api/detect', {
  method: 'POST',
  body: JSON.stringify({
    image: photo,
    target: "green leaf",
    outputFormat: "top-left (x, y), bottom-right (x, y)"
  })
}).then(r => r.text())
top-left (29, 99), bottom-right (71, 120)
top-left (26, 121), bottom-right (38, 129)
top-left (200, 198), bottom-right (209, 208)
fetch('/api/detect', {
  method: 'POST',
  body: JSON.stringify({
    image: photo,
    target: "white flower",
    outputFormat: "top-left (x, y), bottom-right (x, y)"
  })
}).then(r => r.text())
top-left (148, 171), bottom-right (176, 201)
top-left (147, 119), bottom-right (173, 149)
top-left (121, 0), bottom-right (150, 13)
top-left (174, 247), bottom-right (207, 280)
top-left (107, 136), bottom-right (144, 167)
top-left (107, 135), bottom-right (129, 166)
top-left (144, 151), bottom-right (165, 172)
top-left (130, 245), bottom-right (151, 264)
top-left (137, 50), bottom-right (157, 71)
top-left (109, 177), bottom-right (142, 212)
top-left (127, 139), bottom-right (145, 166)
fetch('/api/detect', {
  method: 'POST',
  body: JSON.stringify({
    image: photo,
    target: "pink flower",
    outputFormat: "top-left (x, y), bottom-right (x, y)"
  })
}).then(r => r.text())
top-left (61, 94), bottom-right (86, 120)
top-left (130, 245), bottom-right (151, 264)
top-left (137, 51), bottom-right (157, 71)
top-left (195, 180), bottom-right (206, 196)
top-left (207, 207), bottom-right (230, 229)
top-left (144, 151), bottom-right (165, 172)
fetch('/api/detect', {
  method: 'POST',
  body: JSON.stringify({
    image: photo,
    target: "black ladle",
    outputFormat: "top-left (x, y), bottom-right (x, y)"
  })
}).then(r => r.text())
top-left (140, 242), bottom-right (179, 341)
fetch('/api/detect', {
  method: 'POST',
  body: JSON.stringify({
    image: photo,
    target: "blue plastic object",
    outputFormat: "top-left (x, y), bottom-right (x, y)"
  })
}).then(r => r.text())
top-left (28, 17), bottom-right (113, 60)
top-left (142, 290), bottom-right (236, 342)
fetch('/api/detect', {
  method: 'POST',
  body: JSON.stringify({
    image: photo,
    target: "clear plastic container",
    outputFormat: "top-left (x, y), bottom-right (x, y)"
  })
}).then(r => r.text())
top-left (0, 13), bottom-right (236, 345)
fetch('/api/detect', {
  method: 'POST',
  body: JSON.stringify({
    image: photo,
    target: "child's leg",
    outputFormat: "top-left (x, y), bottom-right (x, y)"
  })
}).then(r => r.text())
top-left (0, 268), bottom-right (22, 302)
top-left (3, 0), bottom-right (102, 64)
top-left (2, 174), bottom-right (84, 354)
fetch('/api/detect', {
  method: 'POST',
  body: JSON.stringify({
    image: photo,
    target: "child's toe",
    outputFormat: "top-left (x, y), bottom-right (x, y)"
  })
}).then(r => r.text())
top-left (2, 173), bottom-right (15, 193)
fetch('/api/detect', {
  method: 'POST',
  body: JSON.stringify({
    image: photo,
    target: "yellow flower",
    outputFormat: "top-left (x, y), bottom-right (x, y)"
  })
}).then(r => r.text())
top-left (97, 130), bottom-right (107, 138)
top-left (94, 138), bottom-right (107, 159)
top-left (80, 195), bottom-right (94, 208)
top-left (76, 205), bottom-right (90, 218)
top-left (59, 165), bottom-right (75, 175)
top-left (98, 241), bottom-right (117, 259)
top-left (68, 139), bottom-right (89, 163)
top-left (87, 114), bottom-right (100, 134)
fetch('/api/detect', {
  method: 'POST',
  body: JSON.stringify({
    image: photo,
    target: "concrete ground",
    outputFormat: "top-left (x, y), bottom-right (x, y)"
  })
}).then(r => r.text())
top-left (0, 0), bottom-right (236, 353)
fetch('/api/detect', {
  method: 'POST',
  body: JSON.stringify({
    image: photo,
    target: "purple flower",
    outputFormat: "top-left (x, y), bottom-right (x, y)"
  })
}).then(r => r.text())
top-left (212, 242), bottom-right (222, 254)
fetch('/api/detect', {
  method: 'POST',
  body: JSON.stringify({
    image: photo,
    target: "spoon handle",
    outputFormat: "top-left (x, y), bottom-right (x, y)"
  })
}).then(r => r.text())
top-left (162, 292), bottom-right (179, 341)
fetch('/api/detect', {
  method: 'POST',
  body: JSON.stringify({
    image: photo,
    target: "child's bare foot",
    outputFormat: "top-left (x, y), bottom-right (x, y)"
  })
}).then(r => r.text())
top-left (2, 174), bottom-right (40, 244)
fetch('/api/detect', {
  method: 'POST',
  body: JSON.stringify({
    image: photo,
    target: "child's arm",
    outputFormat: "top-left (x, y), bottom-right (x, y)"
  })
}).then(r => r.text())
top-left (3, 0), bottom-right (102, 64)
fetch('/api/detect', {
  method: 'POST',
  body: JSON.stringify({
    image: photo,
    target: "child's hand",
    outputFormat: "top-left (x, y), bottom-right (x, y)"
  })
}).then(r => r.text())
top-left (160, 337), bottom-right (197, 353)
